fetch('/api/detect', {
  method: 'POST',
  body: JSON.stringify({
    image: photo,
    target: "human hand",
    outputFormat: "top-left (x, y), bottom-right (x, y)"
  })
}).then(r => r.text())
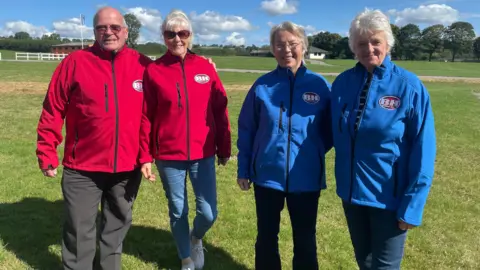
top-left (200, 55), bottom-right (217, 71)
top-left (237, 178), bottom-right (251, 191)
top-left (217, 157), bottom-right (229, 166)
top-left (42, 168), bottom-right (57, 177)
top-left (398, 220), bottom-right (415, 231)
top-left (141, 162), bottom-right (156, 182)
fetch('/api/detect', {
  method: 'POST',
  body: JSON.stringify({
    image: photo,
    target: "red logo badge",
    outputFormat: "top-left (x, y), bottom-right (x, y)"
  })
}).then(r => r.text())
top-left (378, 96), bottom-right (400, 110)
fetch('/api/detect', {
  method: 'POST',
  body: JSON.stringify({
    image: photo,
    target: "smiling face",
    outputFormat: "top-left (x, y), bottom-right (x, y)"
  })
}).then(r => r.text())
top-left (163, 25), bottom-right (191, 58)
top-left (273, 30), bottom-right (304, 73)
top-left (93, 8), bottom-right (128, 52)
top-left (353, 30), bottom-right (390, 72)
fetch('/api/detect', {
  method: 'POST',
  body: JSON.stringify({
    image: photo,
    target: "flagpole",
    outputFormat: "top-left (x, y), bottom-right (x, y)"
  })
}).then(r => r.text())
top-left (80, 14), bottom-right (84, 49)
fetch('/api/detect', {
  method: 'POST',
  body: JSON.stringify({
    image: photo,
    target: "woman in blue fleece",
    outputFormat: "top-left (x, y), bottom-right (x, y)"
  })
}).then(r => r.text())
top-left (236, 21), bottom-right (332, 270)
top-left (331, 9), bottom-right (437, 269)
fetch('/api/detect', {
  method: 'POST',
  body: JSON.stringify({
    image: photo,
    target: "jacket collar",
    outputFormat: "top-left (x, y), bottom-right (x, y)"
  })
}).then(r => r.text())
top-left (90, 41), bottom-right (128, 60)
top-left (275, 62), bottom-right (307, 79)
top-left (163, 49), bottom-right (196, 63)
top-left (354, 54), bottom-right (393, 79)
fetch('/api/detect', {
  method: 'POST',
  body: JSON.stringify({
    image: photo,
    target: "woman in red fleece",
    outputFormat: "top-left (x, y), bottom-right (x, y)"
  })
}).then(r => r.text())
top-left (138, 9), bottom-right (231, 270)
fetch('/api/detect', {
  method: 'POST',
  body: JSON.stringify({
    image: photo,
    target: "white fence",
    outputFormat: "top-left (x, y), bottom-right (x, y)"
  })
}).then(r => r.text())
top-left (12, 52), bottom-right (157, 61)
top-left (0, 52), bottom-right (2, 60)
top-left (16, 52), bottom-right (68, 61)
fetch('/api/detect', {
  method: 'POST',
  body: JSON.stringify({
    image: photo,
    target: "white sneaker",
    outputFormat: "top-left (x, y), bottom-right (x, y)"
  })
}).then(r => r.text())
top-left (181, 260), bottom-right (195, 270)
top-left (190, 231), bottom-right (205, 269)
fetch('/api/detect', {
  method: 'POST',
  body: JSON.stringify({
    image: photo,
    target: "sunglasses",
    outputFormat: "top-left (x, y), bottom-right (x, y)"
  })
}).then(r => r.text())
top-left (163, 30), bottom-right (191, 40)
top-left (95, 24), bottom-right (123, 34)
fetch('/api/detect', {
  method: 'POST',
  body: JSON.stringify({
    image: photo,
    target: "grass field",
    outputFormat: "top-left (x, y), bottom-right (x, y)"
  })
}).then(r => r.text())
top-left (0, 60), bottom-right (479, 270)
top-left (1, 49), bottom-right (480, 77)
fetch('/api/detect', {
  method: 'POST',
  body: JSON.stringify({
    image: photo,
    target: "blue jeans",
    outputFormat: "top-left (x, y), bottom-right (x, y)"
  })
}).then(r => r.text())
top-left (342, 201), bottom-right (408, 270)
top-left (155, 156), bottom-right (217, 259)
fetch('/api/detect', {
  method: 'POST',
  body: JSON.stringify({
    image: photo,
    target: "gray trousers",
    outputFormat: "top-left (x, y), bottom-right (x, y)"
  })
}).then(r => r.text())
top-left (61, 167), bottom-right (142, 270)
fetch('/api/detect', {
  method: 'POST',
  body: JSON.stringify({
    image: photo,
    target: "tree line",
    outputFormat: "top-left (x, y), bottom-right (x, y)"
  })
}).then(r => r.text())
top-left (1, 14), bottom-right (479, 62)
top-left (309, 21), bottom-right (480, 62)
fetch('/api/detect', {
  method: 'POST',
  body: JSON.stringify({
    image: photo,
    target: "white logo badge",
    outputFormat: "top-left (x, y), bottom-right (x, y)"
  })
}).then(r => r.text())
top-left (194, 74), bottom-right (210, 84)
top-left (378, 96), bottom-right (401, 110)
top-left (132, 80), bottom-right (143, 92)
top-left (302, 92), bottom-right (320, 104)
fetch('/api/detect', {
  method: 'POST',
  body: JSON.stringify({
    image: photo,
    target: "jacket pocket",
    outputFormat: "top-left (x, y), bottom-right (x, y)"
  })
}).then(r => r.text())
top-left (104, 84), bottom-right (108, 112)
top-left (176, 83), bottom-right (182, 108)
top-left (279, 101), bottom-right (284, 132)
top-left (72, 130), bottom-right (79, 159)
top-left (393, 162), bottom-right (398, 197)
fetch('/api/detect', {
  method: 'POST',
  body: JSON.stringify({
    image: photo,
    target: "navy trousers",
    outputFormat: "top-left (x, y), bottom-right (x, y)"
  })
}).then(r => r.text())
top-left (254, 184), bottom-right (320, 270)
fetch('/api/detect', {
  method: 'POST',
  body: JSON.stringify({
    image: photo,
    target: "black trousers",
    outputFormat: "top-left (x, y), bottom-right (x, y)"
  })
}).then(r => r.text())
top-left (254, 184), bottom-right (320, 270)
top-left (61, 167), bottom-right (142, 270)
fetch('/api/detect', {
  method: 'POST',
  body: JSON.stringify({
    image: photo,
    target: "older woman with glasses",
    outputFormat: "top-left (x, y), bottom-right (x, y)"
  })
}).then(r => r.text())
top-left (236, 21), bottom-right (333, 270)
top-left (138, 9), bottom-right (232, 270)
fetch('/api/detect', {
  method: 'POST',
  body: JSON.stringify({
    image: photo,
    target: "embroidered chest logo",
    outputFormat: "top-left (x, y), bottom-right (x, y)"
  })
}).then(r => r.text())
top-left (302, 92), bottom-right (320, 104)
top-left (132, 80), bottom-right (143, 92)
top-left (194, 74), bottom-right (210, 84)
top-left (378, 96), bottom-right (401, 110)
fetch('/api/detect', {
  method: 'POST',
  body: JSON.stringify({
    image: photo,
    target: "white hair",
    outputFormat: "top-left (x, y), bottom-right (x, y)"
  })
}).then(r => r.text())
top-left (269, 21), bottom-right (308, 55)
top-left (348, 9), bottom-right (395, 53)
top-left (161, 9), bottom-right (194, 49)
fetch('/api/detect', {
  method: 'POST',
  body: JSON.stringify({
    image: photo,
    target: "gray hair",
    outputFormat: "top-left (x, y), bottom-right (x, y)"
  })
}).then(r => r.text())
top-left (161, 9), bottom-right (194, 49)
top-left (348, 9), bottom-right (395, 53)
top-left (269, 21), bottom-right (308, 55)
top-left (93, 6), bottom-right (127, 27)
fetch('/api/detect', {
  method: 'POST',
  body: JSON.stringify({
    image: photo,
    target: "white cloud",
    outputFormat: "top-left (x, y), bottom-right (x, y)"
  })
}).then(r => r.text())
top-left (190, 11), bottom-right (253, 34)
top-left (0, 21), bottom-right (50, 38)
top-left (261, 0), bottom-right (298, 16)
top-left (52, 18), bottom-right (93, 39)
top-left (123, 7), bottom-right (162, 33)
top-left (388, 4), bottom-right (459, 26)
top-left (225, 32), bottom-right (246, 46)
top-left (267, 21), bottom-right (275, 27)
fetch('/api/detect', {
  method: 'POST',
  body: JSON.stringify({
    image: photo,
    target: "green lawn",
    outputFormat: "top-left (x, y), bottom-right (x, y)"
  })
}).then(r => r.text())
top-left (0, 62), bottom-right (479, 270)
top-left (1, 50), bottom-right (480, 77)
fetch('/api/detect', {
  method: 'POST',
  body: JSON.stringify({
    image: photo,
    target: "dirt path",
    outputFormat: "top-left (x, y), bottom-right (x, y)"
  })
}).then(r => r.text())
top-left (217, 68), bottom-right (480, 83)
top-left (0, 81), bottom-right (48, 93)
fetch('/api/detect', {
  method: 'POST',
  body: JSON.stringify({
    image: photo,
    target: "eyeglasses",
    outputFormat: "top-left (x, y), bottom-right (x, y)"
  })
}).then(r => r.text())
top-left (163, 30), bottom-right (191, 40)
top-left (274, 42), bottom-right (301, 51)
top-left (95, 24), bottom-right (123, 34)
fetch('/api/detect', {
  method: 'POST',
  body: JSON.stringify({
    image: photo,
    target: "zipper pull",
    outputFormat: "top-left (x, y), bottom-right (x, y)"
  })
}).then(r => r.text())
top-left (176, 82), bottom-right (182, 108)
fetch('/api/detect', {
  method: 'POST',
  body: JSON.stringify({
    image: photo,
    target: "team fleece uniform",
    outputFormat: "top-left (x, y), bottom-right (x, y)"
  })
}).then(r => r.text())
top-left (139, 50), bottom-right (231, 163)
top-left (36, 42), bottom-right (152, 270)
top-left (37, 42), bottom-right (152, 173)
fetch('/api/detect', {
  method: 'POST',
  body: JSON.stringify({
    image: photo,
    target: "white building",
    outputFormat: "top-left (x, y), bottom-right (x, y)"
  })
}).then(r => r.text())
top-left (307, 46), bottom-right (329, 60)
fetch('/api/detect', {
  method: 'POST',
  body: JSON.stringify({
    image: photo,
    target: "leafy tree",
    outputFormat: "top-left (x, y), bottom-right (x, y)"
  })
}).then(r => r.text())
top-left (444, 21), bottom-right (476, 62)
top-left (311, 31), bottom-right (342, 58)
top-left (124, 13), bottom-right (141, 48)
top-left (421, 24), bottom-right (445, 61)
top-left (398, 24), bottom-right (421, 60)
top-left (390, 24), bottom-right (401, 59)
top-left (14, 32), bottom-right (31, 40)
top-left (473, 37), bottom-right (480, 60)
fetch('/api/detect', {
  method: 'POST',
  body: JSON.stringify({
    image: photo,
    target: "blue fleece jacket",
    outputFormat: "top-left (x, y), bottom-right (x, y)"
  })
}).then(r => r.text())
top-left (331, 56), bottom-right (437, 226)
top-left (237, 65), bottom-right (333, 193)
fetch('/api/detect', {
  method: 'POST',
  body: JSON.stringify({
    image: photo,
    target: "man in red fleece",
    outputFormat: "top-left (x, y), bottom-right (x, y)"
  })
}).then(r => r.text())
top-left (36, 6), bottom-right (152, 269)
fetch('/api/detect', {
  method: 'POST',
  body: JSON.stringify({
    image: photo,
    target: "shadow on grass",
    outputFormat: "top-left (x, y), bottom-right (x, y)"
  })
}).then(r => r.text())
top-left (0, 197), bottom-right (249, 270)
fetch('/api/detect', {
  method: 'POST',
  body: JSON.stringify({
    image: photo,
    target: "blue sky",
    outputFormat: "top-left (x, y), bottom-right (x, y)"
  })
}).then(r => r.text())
top-left (0, 0), bottom-right (479, 46)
